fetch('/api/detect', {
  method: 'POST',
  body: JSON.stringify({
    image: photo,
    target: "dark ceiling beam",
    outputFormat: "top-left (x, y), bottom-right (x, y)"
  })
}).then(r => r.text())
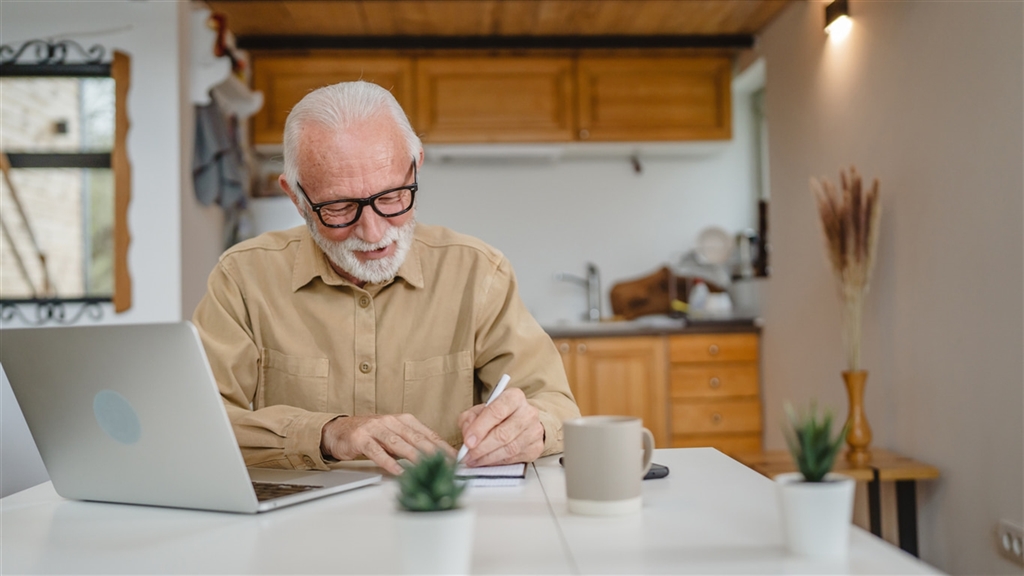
top-left (236, 34), bottom-right (755, 51)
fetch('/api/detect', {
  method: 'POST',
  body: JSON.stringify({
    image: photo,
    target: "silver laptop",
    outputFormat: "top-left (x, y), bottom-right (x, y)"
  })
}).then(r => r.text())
top-left (0, 321), bottom-right (381, 513)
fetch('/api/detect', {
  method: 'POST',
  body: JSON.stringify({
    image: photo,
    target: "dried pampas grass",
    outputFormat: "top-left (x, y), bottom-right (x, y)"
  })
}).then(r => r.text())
top-left (811, 167), bottom-right (881, 371)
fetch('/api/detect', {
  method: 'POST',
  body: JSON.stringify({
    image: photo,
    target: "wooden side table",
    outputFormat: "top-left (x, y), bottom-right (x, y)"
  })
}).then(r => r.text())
top-left (734, 448), bottom-right (940, 557)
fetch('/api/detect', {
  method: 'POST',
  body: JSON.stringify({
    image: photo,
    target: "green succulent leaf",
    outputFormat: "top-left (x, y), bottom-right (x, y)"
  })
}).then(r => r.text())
top-left (396, 450), bottom-right (466, 512)
top-left (782, 400), bottom-right (849, 482)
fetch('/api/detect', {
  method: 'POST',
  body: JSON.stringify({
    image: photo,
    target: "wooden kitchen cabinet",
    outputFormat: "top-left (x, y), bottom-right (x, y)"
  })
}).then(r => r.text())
top-left (554, 336), bottom-right (669, 448)
top-left (577, 57), bottom-right (732, 141)
top-left (250, 53), bottom-right (732, 144)
top-left (415, 57), bottom-right (575, 142)
top-left (668, 333), bottom-right (762, 456)
top-left (251, 55), bottom-right (414, 145)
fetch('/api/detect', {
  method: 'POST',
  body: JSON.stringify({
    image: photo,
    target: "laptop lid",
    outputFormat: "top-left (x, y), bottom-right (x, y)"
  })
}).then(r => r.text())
top-left (0, 321), bottom-right (380, 513)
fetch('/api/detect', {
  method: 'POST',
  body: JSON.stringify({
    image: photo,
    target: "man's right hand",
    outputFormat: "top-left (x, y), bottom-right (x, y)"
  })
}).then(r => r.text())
top-left (320, 414), bottom-right (456, 476)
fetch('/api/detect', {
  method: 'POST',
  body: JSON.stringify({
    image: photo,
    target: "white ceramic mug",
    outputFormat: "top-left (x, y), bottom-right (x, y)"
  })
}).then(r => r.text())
top-left (563, 416), bottom-right (655, 515)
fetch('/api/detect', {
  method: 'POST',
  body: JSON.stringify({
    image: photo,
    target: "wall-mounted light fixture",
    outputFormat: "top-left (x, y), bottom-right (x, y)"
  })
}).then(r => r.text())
top-left (824, 0), bottom-right (852, 40)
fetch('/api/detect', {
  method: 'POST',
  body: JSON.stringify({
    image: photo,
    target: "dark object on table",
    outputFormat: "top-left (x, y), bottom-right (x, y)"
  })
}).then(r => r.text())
top-left (644, 463), bottom-right (670, 480)
top-left (559, 456), bottom-right (670, 481)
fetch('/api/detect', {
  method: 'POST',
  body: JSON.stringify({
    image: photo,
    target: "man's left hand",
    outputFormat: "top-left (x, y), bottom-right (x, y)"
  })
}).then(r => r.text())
top-left (457, 387), bottom-right (544, 467)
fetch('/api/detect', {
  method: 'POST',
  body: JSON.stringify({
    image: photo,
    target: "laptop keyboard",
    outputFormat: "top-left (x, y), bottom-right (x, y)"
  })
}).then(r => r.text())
top-left (252, 481), bottom-right (324, 502)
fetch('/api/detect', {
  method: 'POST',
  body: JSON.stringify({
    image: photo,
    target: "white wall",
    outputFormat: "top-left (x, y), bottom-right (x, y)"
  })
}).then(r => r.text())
top-left (250, 72), bottom-right (763, 325)
top-left (758, 2), bottom-right (1023, 573)
top-left (0, 0), bottom-right (192, 496)
top-left (179, 6), bottom-right (227, 321)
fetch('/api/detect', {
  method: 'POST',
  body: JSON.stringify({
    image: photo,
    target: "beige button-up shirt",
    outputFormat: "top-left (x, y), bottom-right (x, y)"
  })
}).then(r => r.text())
top-left (193, 224), bottom-right (579, 470)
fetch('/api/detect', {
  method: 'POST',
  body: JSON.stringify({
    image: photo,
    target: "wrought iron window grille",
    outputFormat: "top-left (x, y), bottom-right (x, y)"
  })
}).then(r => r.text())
top-left (1, 38), bottom-right (116, 325)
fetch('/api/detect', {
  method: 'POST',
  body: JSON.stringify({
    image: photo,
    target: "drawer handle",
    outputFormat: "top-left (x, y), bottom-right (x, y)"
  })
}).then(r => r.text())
top-left (708, 344), bottom-right (720, 356)
top-left (577, 343), bottom-right (587, 354)
top-left (709, 377), bottom-right (721, 389)
top-left (559, 343), bottom-right (570, 353)
top-left (711, 412), bottom-right (723, 424)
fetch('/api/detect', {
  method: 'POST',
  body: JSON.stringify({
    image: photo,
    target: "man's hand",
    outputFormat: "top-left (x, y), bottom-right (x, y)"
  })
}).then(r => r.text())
top-left (457, 387), bottom-right (544, 467)
top-left (320, 414), bottom-right (456, 476)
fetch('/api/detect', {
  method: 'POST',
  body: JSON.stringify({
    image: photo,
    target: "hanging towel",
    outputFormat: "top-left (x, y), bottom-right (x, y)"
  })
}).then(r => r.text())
top-left (193, 98), bottom-right (252, 248)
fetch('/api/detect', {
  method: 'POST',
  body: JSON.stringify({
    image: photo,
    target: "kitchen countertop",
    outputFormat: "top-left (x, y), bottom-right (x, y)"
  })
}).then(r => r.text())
top-left (541, 314), bottom-right (762, 339)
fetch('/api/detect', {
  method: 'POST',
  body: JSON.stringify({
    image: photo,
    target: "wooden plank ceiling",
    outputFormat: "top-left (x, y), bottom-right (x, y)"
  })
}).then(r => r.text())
top-left (206, 1), bottom-right (791, 39)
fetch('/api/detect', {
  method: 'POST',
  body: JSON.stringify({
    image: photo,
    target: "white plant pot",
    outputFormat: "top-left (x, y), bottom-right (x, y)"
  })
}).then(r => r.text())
top-left (395, 507), bottom-right (475, 575)
top-left (776, 472), bottom-right (856, 559)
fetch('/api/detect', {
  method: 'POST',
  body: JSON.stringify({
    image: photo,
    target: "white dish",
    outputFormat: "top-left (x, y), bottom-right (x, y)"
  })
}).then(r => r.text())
top-left (696, 226), bottom-right (733, 265)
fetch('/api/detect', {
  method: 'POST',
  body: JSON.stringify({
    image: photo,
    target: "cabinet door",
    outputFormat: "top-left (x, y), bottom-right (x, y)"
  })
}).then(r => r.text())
top-left (576, 57), bottom-right (731, 141)
top-left (416, 57), bottom-right (575, 143)
top-left (573, 336), bottom-right (668, 448)
top-left (251, 55), bottom-right (414, 144)
top-left (553, 338), bottom-right (576, 398)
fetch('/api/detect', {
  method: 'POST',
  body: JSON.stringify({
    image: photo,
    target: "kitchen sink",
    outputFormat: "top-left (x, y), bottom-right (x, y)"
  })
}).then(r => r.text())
top-left (541, 315), bottom-right (687, 337)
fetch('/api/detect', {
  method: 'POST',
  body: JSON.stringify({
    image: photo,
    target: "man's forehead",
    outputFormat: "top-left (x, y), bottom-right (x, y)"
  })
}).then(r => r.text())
top-left (300, 121), bottom-right (403, 163)
top-left (296, 124), bottom-right (408, 187)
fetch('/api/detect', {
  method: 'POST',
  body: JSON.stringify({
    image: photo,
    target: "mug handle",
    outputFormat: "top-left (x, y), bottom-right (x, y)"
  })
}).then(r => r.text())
top-left (640, 427), bottom-right (654, 477)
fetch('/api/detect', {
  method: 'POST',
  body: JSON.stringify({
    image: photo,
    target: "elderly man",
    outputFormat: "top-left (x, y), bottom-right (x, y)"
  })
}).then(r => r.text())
top-left (193, 81), bottom-right (580, 475)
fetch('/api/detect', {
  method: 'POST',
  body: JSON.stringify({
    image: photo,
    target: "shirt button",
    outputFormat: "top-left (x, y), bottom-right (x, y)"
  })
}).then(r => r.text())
top-left (360, 361), bottom-right (372, 374)
top-left (358, 296), bottom-right (370, 308)
top-left (303, 456), bottom-right (315, 467)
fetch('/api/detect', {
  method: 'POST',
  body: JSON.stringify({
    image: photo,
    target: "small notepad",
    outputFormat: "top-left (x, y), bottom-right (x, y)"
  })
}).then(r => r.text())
top-left (455, 462), bottom-right (527, 479)
top-left (468, 477), bottom-right (523, 487)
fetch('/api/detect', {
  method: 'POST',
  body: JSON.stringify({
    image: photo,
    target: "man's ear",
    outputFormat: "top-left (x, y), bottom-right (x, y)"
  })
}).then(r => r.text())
top-left (416, 148), bottom-right (425, 170)
top-left (278, 174), bottom-right (305, 219)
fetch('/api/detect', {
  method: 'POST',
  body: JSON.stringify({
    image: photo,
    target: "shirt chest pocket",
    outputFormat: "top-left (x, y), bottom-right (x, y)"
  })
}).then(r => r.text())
top-left (403, 350), bottom-right (474, 444)
top-left (258, 348), bottom-right (330, 413)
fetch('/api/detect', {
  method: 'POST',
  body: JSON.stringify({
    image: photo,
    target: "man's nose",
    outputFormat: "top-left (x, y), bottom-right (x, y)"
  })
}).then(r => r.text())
top-left (355, 208), bottom-right (387, 244)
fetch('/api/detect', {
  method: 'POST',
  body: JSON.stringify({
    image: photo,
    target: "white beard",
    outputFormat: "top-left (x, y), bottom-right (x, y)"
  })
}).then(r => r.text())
top-left (306, 215), bottom-right (416, 285)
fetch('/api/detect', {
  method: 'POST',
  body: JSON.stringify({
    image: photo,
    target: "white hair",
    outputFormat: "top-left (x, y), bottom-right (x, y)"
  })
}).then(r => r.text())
top-left (282, 81), bottom-right (422, 188)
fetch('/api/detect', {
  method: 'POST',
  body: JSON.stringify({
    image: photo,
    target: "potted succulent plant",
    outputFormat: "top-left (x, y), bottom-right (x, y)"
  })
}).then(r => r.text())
top-left (394, 451), bottom-right (474, 575)
top-left (776, 401), bottom-right (855, 558)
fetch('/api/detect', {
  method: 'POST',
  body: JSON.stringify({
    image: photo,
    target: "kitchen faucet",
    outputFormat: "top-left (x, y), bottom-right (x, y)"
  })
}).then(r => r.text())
top-left (555, 263), bottom-right (602, 322)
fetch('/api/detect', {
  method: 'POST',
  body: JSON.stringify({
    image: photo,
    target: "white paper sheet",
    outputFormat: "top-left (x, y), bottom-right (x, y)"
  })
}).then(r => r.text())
top-left (455, 462), bottom-right (527, 479)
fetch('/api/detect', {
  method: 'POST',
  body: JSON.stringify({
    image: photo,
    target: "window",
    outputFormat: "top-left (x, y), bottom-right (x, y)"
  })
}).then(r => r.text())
top-left (0, 40), bottom-right (131, 323)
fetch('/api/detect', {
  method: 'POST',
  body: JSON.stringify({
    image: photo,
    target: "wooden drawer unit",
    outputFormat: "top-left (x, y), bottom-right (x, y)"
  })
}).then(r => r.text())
top-left (672, 399), bottom-right (761, 435)
top-left (669, 333), bottom-right (758, 363)
top-left (668, 332), bottom-right (762, 456)
top-left (671, 363), bottom-right (758, 399)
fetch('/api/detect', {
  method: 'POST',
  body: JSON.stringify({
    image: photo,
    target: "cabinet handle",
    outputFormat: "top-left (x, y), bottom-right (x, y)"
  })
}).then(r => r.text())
top-left (711, 413), bottom-right (723, 424)
top-left (579, 128), bottom-right (590, 140)
top-left (709, 377), bottom-right (721, 389)
top-left (577, 343), bottom-right (587, 354)
top-left (708, 344), bottom-right (720, 356)
top-left (559, 343), bottom-right (570, 353)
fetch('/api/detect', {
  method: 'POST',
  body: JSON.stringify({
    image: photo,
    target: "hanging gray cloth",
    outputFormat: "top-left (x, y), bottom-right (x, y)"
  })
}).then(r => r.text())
top-left (193, 98), bottom-right (251, 248)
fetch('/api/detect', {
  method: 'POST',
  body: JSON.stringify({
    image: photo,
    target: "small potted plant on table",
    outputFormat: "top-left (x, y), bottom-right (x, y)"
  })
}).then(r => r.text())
top-left (395, 451), bottom-right (474, 575)
top-left (776, 401), bottom-right (855, 558)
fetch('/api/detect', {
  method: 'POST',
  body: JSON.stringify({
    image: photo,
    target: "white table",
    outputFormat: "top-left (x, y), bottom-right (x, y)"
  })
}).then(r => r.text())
top-left (1, 448), bottom-right (941, 574)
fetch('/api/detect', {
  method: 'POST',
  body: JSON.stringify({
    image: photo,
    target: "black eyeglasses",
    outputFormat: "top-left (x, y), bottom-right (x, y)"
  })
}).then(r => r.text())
top-left (296, 160), bottom-right (417, 228)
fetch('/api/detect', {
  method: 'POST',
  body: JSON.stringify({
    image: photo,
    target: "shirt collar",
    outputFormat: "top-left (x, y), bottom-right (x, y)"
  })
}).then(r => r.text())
top-left (291, 227), bottom-right (424, 292)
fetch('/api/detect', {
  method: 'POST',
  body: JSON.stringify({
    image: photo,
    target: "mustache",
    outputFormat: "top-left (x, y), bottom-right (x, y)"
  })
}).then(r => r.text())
top-left (338, 229), bottom-right (400, 251)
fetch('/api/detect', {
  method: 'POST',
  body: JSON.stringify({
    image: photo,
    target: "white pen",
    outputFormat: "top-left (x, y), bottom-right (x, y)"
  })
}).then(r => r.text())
top-left (456, 373), bottom-right (511, 463)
